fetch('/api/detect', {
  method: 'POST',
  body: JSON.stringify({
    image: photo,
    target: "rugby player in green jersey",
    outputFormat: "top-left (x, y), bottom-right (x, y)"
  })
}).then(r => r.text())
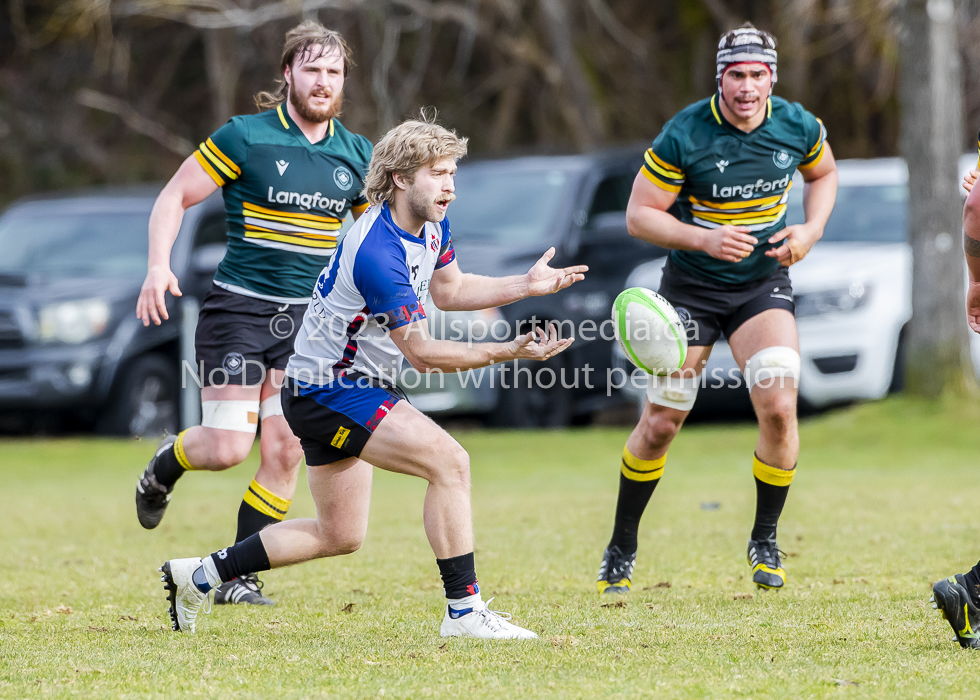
top-left (134, 21), bottom-right (372, 606)
top-left (596, 24), bottom-right (838, 594)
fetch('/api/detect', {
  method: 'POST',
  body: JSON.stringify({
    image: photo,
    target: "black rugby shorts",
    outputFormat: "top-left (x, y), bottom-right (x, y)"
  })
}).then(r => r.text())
top-left (195, 284), bottom-right (306, 387)
top-left (657, 260), bottom-right (795, 347)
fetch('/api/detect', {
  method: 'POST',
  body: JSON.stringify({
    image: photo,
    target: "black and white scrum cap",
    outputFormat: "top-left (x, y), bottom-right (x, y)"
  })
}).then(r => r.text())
top-left (715, 25), bottom-right (778, 83)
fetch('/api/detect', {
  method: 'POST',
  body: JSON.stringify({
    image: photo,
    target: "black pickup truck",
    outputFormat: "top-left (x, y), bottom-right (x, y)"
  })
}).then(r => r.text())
top-left (440, 146), bottom-right (667, 426)
top-left (0, 186), bottom-right (226, 435)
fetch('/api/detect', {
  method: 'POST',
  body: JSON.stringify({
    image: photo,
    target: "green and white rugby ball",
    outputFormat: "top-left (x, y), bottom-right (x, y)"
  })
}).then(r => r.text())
top-left (612, 287), bottom-right (687, 375)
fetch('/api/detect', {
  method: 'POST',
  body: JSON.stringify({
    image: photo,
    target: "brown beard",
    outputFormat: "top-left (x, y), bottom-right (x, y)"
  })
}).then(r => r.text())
top-left (406, 183), bottom-right (448, 226)
top-left (288, 82), bottom-right (342, 124)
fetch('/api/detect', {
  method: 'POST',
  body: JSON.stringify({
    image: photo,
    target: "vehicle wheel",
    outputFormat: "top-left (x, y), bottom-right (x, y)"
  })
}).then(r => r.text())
top-left (98, 354), bottom-right (179, 437)
top-left (490, 358), bottom-right (574, 428)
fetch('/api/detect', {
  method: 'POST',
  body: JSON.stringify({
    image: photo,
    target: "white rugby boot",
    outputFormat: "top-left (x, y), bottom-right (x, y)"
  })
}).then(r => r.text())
top-left (160, 557), bottom-right (210, 633)
top-left (439, 598), bottom-right (538, 640)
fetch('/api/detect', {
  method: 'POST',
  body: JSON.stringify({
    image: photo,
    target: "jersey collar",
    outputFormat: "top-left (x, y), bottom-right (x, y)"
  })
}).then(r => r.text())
top-left (380, 203), bottom-right (426, 244)
top-left (710, 93), bottom-right (772, 134)
top-left (275, 104), bottom-right (335, 145)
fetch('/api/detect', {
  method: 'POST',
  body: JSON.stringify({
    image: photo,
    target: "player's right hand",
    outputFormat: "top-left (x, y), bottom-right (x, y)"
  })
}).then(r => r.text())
top-left (964, 170), bottom-right (978, 194)
top-left (968, 282), bottom-right (980, 334)
top-left (137, 265), bottom-right (182, 326)
top-left (509, 324), bottom-right (573, 361)
top-left (701, 225), bottom-right (757, 263)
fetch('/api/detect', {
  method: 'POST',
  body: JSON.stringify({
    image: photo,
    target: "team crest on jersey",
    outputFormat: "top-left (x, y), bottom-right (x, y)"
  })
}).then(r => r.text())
top-left (333, 166), bottom-right (354, 191)
top-left (772, 150), bottom-right (792, 169)
top-left (430, 234), bottom-right (439, 252)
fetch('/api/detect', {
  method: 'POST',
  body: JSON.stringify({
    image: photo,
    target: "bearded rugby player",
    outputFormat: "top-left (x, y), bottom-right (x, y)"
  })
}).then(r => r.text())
top-left (157, 116), bottom-right (589, 639)
top-left (595, 24), bottom-right (838, 594)
top-left (134, 21), bottom-right (372, 606)
top-left (930, 126), bottom-right (980, 649)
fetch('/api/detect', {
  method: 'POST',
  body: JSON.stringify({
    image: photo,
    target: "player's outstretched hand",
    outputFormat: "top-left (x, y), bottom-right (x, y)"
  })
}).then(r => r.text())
top-left (702, 225), bottom-right (756, 263)
top-left (964, 170), bottom-right (978, 194)
top-left (509, 324), bottom-right (574, 361)
top-left (766, 225), bottom-right (812, 267)
top-left (137, 265), bottom-right (182, 326)
top-left (968, 282), bottom-right (980, 334)
top-left (525, 247), bottom-right (588, 296)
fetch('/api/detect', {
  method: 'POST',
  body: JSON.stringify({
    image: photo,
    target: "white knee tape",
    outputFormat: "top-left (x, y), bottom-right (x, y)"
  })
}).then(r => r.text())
top-left (260, 394), bottom-right (284, 419)
top-left (201, 400), bottom-right (260, 433)
top-left (646, 373), bottom-right (700, 412)
top-left (743, 346), bottom-right (801, 391)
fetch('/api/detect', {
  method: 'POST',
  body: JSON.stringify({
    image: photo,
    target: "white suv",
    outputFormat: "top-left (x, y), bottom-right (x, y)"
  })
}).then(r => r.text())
top-left (617, 155), bottom-right (980, 410)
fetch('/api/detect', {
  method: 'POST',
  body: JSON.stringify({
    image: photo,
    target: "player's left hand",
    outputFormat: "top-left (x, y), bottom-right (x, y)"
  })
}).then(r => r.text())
top-left (525, 247), bottom-right (588, 296)
top-left (766, 225), bottom-right (817, 267)
top-left (967, 282), bottom-right (980, 334)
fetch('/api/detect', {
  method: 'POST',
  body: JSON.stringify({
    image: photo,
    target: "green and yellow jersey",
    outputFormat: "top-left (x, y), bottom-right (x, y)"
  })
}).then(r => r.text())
top-left (643, 94), bottom-right (826, 286)
top-left (195, 105), bottom-right (372, 303)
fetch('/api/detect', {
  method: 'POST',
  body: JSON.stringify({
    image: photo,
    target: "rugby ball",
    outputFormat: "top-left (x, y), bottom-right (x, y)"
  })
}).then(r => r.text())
top-left (612, 287), bottom-right (687, 375)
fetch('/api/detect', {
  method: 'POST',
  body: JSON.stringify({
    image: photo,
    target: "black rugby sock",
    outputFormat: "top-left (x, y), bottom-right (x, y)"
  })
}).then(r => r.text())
top-left (437, 552), bottom-right (479, 600)
top-left (607, 447), bottom-right (665, 555)
top-left (235, 479), bottom-right (291, 542)
top-left (208, 534), bottom-right (272, 583)
top-left (750, 454), bottom-right (795, 542)
top-left (153, 446), bottom-right (185, 488)
top-left (154, 431), bottom-right (195, 488)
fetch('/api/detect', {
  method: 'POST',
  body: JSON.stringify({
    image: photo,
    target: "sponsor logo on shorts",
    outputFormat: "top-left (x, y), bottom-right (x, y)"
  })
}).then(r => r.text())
top-left (333, 166), bottom-right (354, 191)
top-left (331, 426), bottom-right (350, 448)
top-left (222, 352), bottom-right (245, 375)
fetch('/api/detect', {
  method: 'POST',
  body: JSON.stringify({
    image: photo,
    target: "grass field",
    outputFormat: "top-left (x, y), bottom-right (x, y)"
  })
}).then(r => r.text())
top-left (2, 396), bottom-right (980, 698)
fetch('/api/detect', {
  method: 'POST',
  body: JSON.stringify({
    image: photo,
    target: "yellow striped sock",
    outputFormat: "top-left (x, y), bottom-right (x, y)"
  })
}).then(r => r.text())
top-left (620, 446), bottom-right (666, 482)
top-left (752, 454), bottom-right (795, 487)
top-left (242, 479), bottom-right (291, 520)
top-left (173, 430), bottom-right (196, 471)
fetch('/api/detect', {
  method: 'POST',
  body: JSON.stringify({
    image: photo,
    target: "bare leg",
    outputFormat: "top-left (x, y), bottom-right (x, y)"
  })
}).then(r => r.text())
top-left (253, 369), bottom-right (304, 499)
top-left (256, 399), bottom-right (470, 567)
top-left (179, 383), bottom-right (260, 471)
top-left (728, 309), bottom-right (800, 469)
top-left (259, 457), bottom-right (373, 568)
top-left (628, 345), bottom-right (713, 459)
top-left (359, 401), bottom-right (472, 559)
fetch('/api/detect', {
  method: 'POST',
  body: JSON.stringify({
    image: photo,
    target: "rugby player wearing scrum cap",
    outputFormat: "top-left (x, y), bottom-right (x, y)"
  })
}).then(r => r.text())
top-left (595, 23), bottom-right (838, 595)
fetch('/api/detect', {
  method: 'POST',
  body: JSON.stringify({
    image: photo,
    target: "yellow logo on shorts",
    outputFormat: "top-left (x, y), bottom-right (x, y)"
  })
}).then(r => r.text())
top-left (331, 426), bottom-right (350, 448)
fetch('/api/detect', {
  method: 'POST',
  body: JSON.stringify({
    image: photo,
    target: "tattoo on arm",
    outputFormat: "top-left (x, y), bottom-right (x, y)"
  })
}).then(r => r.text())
top-left (966, 235), bottom-right (980, 258)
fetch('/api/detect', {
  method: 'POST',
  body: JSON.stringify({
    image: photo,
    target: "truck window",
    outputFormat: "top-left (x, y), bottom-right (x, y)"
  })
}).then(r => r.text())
top-left (588, 174), bottom-right (633, 219)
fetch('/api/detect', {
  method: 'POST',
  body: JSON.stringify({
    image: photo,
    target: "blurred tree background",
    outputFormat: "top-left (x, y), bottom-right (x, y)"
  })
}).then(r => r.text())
top-left (1, 0), bottom-right (979, 204)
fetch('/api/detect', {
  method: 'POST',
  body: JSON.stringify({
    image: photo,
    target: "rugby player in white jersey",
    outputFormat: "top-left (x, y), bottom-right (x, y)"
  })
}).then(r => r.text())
top-left (157, 116), bottom-right (588, 638)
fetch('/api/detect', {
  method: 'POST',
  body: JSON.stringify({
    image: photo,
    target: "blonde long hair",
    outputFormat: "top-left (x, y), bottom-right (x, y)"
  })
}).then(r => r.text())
top-left (365, 113), bottom-right (469, 205)
top-left (254, 20), bottom-right (353, 111)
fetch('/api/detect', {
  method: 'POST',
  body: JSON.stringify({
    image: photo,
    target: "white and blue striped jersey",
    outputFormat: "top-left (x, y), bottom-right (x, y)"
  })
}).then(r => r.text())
top-left (286, 202), bottom-right (456, 384)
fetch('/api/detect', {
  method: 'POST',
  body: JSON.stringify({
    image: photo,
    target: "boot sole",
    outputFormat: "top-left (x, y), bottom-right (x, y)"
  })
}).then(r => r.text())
top-left (159, 562), bottom-right (180, 631)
